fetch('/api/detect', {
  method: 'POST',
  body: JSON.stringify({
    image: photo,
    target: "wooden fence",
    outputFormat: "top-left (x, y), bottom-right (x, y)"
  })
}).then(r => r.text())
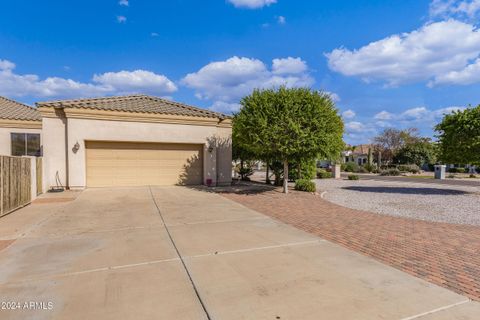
top-left (0, 156), bottom-right (32, 217)
top-left (36, 157), bottom-right (43, 195)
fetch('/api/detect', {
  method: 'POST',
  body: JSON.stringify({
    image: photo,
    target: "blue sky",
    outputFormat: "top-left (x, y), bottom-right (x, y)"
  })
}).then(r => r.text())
top-left (1, 0), bottom-right (480, 144)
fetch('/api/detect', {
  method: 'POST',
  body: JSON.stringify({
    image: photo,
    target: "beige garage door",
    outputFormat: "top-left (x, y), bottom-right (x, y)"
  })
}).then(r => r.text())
top-left (85, 141), bottom-right (203, 187)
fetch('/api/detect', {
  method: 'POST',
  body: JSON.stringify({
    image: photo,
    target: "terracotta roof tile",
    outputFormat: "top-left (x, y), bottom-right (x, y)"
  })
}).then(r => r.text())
top-left (36, 94), bottom-right (229, 119)
top-left (0, 96), bottom-right (41, 121)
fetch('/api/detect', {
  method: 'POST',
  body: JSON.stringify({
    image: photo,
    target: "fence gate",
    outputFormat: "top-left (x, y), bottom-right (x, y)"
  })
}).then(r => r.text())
top-left (0, 156), bottom-right (32, 217)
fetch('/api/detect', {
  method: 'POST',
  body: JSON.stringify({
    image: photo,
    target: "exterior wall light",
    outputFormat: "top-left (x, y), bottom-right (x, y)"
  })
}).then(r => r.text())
top-left (72, 142), bottom-right (80, 154)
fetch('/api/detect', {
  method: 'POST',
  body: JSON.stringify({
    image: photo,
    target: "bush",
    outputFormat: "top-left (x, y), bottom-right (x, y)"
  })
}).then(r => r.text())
top-left (343, 162), bottom-right (359, 172)
top-left (363, 164), bottom-right (375, 173)
top-left (448, 174), bottom-right (455, 179)
top-left (294, 179), bottom-right (316, 192)
top-left (449, 167), bottom-right (466, 173)
top-left (477, 167), bottom-right (480, 174)
top-left (348, 174), bottom-right (359, 180)
top-left (289, 160), bottom-right (317, 181)
top-left (316, 169), bottom-right (333, 179)
top-left (380, 168), bottom-right (401, 176)
top-left (470, 174), bottom-right (477, 179)
top-left (398, 164), bottom-right (420, 174)
top-left (356, 166), bottom-right (368, 173)
top-left (371, 167), bottom-right (381, 174)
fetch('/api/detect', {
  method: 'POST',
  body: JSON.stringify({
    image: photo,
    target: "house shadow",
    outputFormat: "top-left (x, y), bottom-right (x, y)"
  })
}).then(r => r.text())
top-left (177, 153), bottom-right (202, 186)
top-left (342, 186), bottom-right (470, 196)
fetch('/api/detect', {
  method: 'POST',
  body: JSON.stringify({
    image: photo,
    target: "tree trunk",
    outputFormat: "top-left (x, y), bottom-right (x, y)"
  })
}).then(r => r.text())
top-left (283, 160), bottom-right (289, 194)
top-left (265, 161), bottom-right (271, 185)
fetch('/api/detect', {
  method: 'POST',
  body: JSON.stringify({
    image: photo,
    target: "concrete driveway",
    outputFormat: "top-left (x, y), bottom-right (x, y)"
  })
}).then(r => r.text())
top-left (0, 187), bottom-right (479, 319)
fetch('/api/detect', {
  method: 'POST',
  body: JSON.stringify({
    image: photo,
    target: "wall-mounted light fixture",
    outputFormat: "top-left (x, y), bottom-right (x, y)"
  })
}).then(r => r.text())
top-left (72, 141), bottom-right (80, 154)
top-left (208, 146), bottom-right (214, 153)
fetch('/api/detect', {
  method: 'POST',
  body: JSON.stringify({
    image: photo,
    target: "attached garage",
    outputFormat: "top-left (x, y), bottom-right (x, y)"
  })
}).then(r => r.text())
top-left (38, 94), bottom-right (232, 190)
top-left (85, 141), bottom-right (203, 187)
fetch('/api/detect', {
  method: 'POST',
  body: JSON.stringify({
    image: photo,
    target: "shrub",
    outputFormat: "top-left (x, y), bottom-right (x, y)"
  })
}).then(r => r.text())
top-left (348, 174), bottom-right (359, 180)
top-left (343, 162), bottom-right (359, 172)
top-left (448, 174), bottom-right (455, 179)
top-left (356, 166), bottom-right (368, 173)
top-left (380, 168), bottom-right (401, 176)
top-left (477, 167), bottom-right (480, 174)
top-left (448, 167), bottom-right (466, 173)
top-left (289, 160), bottom-right (317, 181)
top-left (363, 164), bottom-right (375, 173)
top-left (470, 174), bottom-right (477, 179)
top-left (316, 169), bottom-right (333, 179)
top-left (294, 179), bottom-right (316, 192)
top-left (398, 164), bottom-right (420, 174)
top-left (371, 167), bottom-right (381, 174)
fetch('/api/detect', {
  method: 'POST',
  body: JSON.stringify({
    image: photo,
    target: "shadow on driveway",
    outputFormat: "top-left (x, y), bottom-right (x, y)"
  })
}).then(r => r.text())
top-left (342, 186), bottom-right (470, 195)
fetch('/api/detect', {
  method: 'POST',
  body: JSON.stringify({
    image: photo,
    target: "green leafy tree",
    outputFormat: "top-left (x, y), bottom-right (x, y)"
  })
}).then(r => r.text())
top-left (393, 139), bottom-right (437, 167)
top-left (435, 105), bottom-right (480, 165)
top-left (234, 87), bottom-right (344, 193)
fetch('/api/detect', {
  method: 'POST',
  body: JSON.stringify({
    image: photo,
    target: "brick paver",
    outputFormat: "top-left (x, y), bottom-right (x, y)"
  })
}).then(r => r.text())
top-left (220, 187), bottom-right (480, 301)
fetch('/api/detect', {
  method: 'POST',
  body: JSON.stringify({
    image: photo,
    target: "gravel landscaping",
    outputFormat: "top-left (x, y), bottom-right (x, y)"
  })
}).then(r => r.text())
top-left (316, 178), bottom-right (480, 226)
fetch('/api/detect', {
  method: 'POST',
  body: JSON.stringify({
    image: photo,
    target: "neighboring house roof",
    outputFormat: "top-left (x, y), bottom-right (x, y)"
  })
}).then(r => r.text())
top-left (0, 96), bottom-right (42, 121)
top-left (36, 94), bottom-right (229, 120)
top-left (352, 144), bottom-right (373, 155)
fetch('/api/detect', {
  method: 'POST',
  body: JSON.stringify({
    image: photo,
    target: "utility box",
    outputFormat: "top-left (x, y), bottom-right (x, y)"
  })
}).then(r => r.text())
top-left (332, 164), bottom-right (341, 179)
top-left (434, 165), bottom-right (446, 180)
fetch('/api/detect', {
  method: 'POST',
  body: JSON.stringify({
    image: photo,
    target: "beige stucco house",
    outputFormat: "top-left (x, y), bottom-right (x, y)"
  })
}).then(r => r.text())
top-left (0, 96), bottom-right (42, 157)
top-left (36, 94), bottom-right (232, 190)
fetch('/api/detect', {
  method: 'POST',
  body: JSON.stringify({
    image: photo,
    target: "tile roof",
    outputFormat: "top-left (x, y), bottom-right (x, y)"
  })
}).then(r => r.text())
top-left (0, 96), bottom-right (42, 121)
top-left (352, 144), bottom-right (373, 155)
top-left (36, 94), bottom-right (229, 119)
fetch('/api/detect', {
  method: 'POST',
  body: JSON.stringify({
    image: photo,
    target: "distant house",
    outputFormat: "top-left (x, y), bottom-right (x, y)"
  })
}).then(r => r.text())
top-left (0, 96), bottom-right (42, 157)
top-left (342, 144), bottom-right (373, 166)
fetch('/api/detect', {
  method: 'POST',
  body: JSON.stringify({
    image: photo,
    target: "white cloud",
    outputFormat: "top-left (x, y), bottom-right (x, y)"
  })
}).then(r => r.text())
top-left (182, 56), bottom-right (314, 103)
top-left (151, 32), bottom-right (159, 37)
top-left (326, 20), bottom-right (480, 86)
top-left (430, 0), bottom-right (480, 18)
top-left (375, 106), bottom-right (464, 124)
top-left (342, 109), bottom-right (356, 119)
top-left (119, 0), bottom-right (129, 6)
top-left (272, 57), bottom-right (308, 75)
top-left (431, 57), bottom-right (480, 85)
top-left (374, 111), bottom-right (394, 120)
top-left (93, 70), bottom-right (177, 94)
top-left (117, 15), bottom-right (127, 23)
top-left (345, 121), bottom-right (368, 133)
top-left (227, 0), bottom-right (277, 9)
top-left (0, 58), bottom-right (177, 99)
top-left (277, 16), bottom-right (286, 25)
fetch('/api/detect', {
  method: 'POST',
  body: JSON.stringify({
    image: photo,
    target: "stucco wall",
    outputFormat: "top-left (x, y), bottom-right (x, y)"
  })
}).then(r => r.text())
top-left (42, 115), bottom-right (67, 191)
top-left (44, 116), bottom-right (232, 189)
top-left (0, 127), bottom-right (42, 156)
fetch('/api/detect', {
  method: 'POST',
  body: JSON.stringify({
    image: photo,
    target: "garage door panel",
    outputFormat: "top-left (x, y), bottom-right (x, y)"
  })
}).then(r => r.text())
top-left (86, 141), bottom-right (203, 187)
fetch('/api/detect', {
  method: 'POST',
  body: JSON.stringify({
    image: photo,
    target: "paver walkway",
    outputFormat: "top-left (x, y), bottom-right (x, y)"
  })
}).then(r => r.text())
top-left (221, 186), bottom-right (480, 302)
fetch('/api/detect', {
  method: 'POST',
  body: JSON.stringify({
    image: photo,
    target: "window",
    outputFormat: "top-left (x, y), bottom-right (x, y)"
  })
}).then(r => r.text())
top-left (11, 133), bottom-right (41, 156)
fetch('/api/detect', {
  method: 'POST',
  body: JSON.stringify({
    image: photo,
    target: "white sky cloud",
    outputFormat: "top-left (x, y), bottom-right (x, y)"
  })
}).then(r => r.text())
top-left (119, 0), bottom-right (129, 6)
top-left (272, 57), bottom-right (307, 75)
top-left (227, 0), bottom-right (277, 9)
top-left (182, 56), bottom-right (314, 103)
top-left (0, 58), bottom-right (177, 99)
top-left (326, 20), bottom-right (480, 86)
top-left (342, 109), bottom-right (356, 119)
top-left (277, 16), bottom-right (286, 25)
top-left (117, 15), bottom-right (127, 23)
top-left (345, 121), bottom-right (368, 133)
top-left (430, 0), bottom-right (480, 18)
top-left (374, 110), bottom-right (394, 120)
